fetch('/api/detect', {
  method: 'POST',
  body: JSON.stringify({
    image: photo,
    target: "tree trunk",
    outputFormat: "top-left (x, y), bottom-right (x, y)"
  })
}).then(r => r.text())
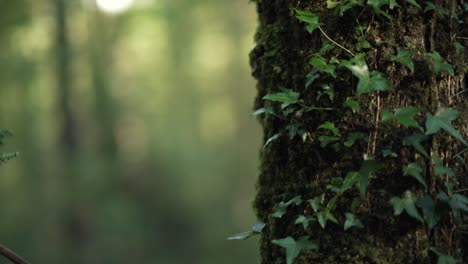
top-left (250, 0), bottom-right (467, 263)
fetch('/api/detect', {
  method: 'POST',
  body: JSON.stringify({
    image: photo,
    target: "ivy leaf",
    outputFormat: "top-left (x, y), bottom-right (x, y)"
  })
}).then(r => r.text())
top-left (263, 89), bottom-right (301, 109)
top-left (433, 156), bottom-right (455, 177)
top-left (427, 51), bottom-right (454, 76)
top-left (358, 159), bottom-right (383, 195)
top-left (318, 122), bottom-right (340, 136)
top-left (253, 106), bottom-right (274, 116)
top-left (367, 0), bottom-right (388, 12)
top-left (382, 148), bottom-right (398, 158)
top-left (343, 97), bottom-right (360, 113)
top-left (425, 107), bottom-right (467, 145)
top-left (390, 50), bottom-right (414, 72)
top-left (306, 71), bottom-right (320, 88)
top-left (403, 163), bottom-right (427, 188)
top-left (449, 193), bottom-right (468, 213)
top-left (327, 0), bottom-right (340, 8)
top-left (430, 248), bottom-right (457, 264)
top-left (454, 41), bottom-right (464, 56)
top-left (346, 64), bottom-right (390, 95)
top-left (273, 196), bottom-right (303, 218)
top-left (295, 215), bottom-right (315, 230)
top-left (402, 133), bottom-right (429, 158)
top-left (309, 195), bottom-right (325, 213)
top-left (344, 132), bottom-right (367, 147)
top-left (424, 1), bottom-right (449, 15)
top-left (317, 211), bottom-right (338, 228)
top-left (227, 221), bottom-right (266, 240)
top-left (405, 0), bottom-right (422, 9)
top-left (381, 107), bottom-right (422, 130)
top-left (272, 203), bottom-right (287, 218)
top-left (295, 10), bottom-right (322, 34)
top-left (310, 56), bottom-right (337, 77)
top-left (339, 0), bottom-right (365, 13)
top-left (272, 236), bottom-right (318, 264)
top-left (390, 191), bottom-right (424, 223)
top-left (344, 212), bottom-right (364, 230)
top-left (416, 196), bottom-right (441, 228)
top-left (340, 171), bottom-right (360, 193)
top-left (264, 133), bottom-right (281, 148)
top-left (285, 196), bottom-right (303, 206)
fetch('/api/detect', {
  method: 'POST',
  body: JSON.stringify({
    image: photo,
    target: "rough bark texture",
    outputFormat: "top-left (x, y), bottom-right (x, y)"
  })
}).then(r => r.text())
top-left (250, 0), bottom-right (467, 263)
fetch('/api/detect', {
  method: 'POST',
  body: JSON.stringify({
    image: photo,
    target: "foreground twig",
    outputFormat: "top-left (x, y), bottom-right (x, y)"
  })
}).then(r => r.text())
top-left (0, 243), bottom-right (31, 264)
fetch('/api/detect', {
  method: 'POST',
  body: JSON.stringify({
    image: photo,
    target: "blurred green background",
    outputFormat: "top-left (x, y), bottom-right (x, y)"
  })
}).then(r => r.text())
top-left (0, 0), bottom-right (261, 263)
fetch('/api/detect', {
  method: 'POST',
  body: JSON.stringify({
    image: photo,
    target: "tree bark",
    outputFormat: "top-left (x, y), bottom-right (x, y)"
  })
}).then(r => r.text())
top-left (251, 0), bottom-right (467, 263)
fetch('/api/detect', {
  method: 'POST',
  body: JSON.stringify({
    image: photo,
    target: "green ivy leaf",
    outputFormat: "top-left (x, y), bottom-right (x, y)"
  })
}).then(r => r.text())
top-left (295, 10), bottom-right (322, 33)
top-left (358, 159), bottom-right (383, 195)
top-left (390, 50), bottom-right (414, 72)
top-left (430, 248), bottom-right (457, 264)
top-left (346, 63), bottom-right (390, 95)
top-left (449, 193), bottom-right (468, 213)
top-left (263, 89), bottom-right (301, 109)
top-left (285, 196), bottom-right (303, 206)
top-left (227, 221), bottom-right (266, 240)
top-left (402, 133), bottom-right (429, 158)
top-left (403, 163), bottom-right (427, 188)
top-left (381, 107), bottom-right (422, 130)
top-left (433, 156), bottom-right (455, 177)
top-left (424, 1), bottom-right (449, 15)
top-left (253, 106), bottom-right (274, 116)
top-left (295, 215), bottom-right (315, 230)
top-left (344, 212), bottom-right (364, 230)
top-left (367, 0), bottom-right (388, 12)
top-left (344, 132), bottom-right (367, 147)
top-left (454, 41), bottom-right (464, 55)
top-left (272, 236), bottom-right (318, 264)
top-left (427, 51), bottom-right (454, 76)
top-left (416, 196), bottom-right (442, 228)
top-left (425, 107), bottom-right (467, 145)
top-left (310, 57), bottom-right (337, 77)
top-left (343, 97), bottom-right (360, 113)
top-left (382, 148), bottom-right (398, 158)
top-left (309, 195), bottom-right (325, 213)
top-left (264, 133), bottom-right (281, 148)
top-left (390, 191), bottom-right (424, 223)
top-left (318, 122), bottom-right (340, 136)
top-left (405, 0), bottom-right (422, 9)
top-left (340, 171), bottom-right (360, 193)
top-left (317, 211), bottom-right (338, 228)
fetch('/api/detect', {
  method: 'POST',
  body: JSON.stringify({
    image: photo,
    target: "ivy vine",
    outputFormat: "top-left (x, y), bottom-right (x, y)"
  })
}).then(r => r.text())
top-left (230, 1), bottom-right (467, 263)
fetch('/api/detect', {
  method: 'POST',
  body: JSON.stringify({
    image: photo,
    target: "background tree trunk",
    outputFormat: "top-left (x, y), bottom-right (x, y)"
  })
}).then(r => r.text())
top-left (250, 0), bottom-right (467, 263)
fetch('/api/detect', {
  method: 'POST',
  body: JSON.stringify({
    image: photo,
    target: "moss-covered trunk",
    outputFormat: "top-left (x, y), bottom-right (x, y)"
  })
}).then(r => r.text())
top-left (250, 0), bottom-right (467, 263)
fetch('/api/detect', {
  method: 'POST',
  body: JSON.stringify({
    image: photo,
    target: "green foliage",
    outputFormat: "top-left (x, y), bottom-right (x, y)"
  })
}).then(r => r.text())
top-left (344, 212), bottom-right (364, 230)
top-left (346, 63), bottom-right (390, 95)
top-left (402, 133), bottom-right (429, 158)
top-left (403, 163), bottom-right (427, 188)
top-left (390, 50), bottom-right (414, 72)
top-left (390, 191), bottom-right (424, 223)
top-left (343, 97), bottom-right (360, 113)
top-left (381, 107), bottom-right (422, 130)
top-left (227, 221), bottom-right (266, 240)
top-left (425, 107), bottom-right (467, 145)
top-left (240, 6), bottom-right (466, 262)
top-left (430, 248), bottom-right (457, 264)
top-left (294, 10), bottom-right (321, 34)
top-left (424, 2), bottom-right (449, 15)
top-left (272, 236), bottom-right (318, 264)
top-left (427, 51), bottom-right (455, 76)
top-left (263, 89), bottom-right (301, 109)
top-left (295, 215), bottom-right (315, 230)
top-left (454, 42), bottom-right (464, 55)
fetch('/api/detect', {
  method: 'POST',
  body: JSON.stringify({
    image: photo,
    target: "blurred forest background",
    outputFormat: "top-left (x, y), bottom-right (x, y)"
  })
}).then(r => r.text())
top-left (0, 0), bottom-right (261, 263)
